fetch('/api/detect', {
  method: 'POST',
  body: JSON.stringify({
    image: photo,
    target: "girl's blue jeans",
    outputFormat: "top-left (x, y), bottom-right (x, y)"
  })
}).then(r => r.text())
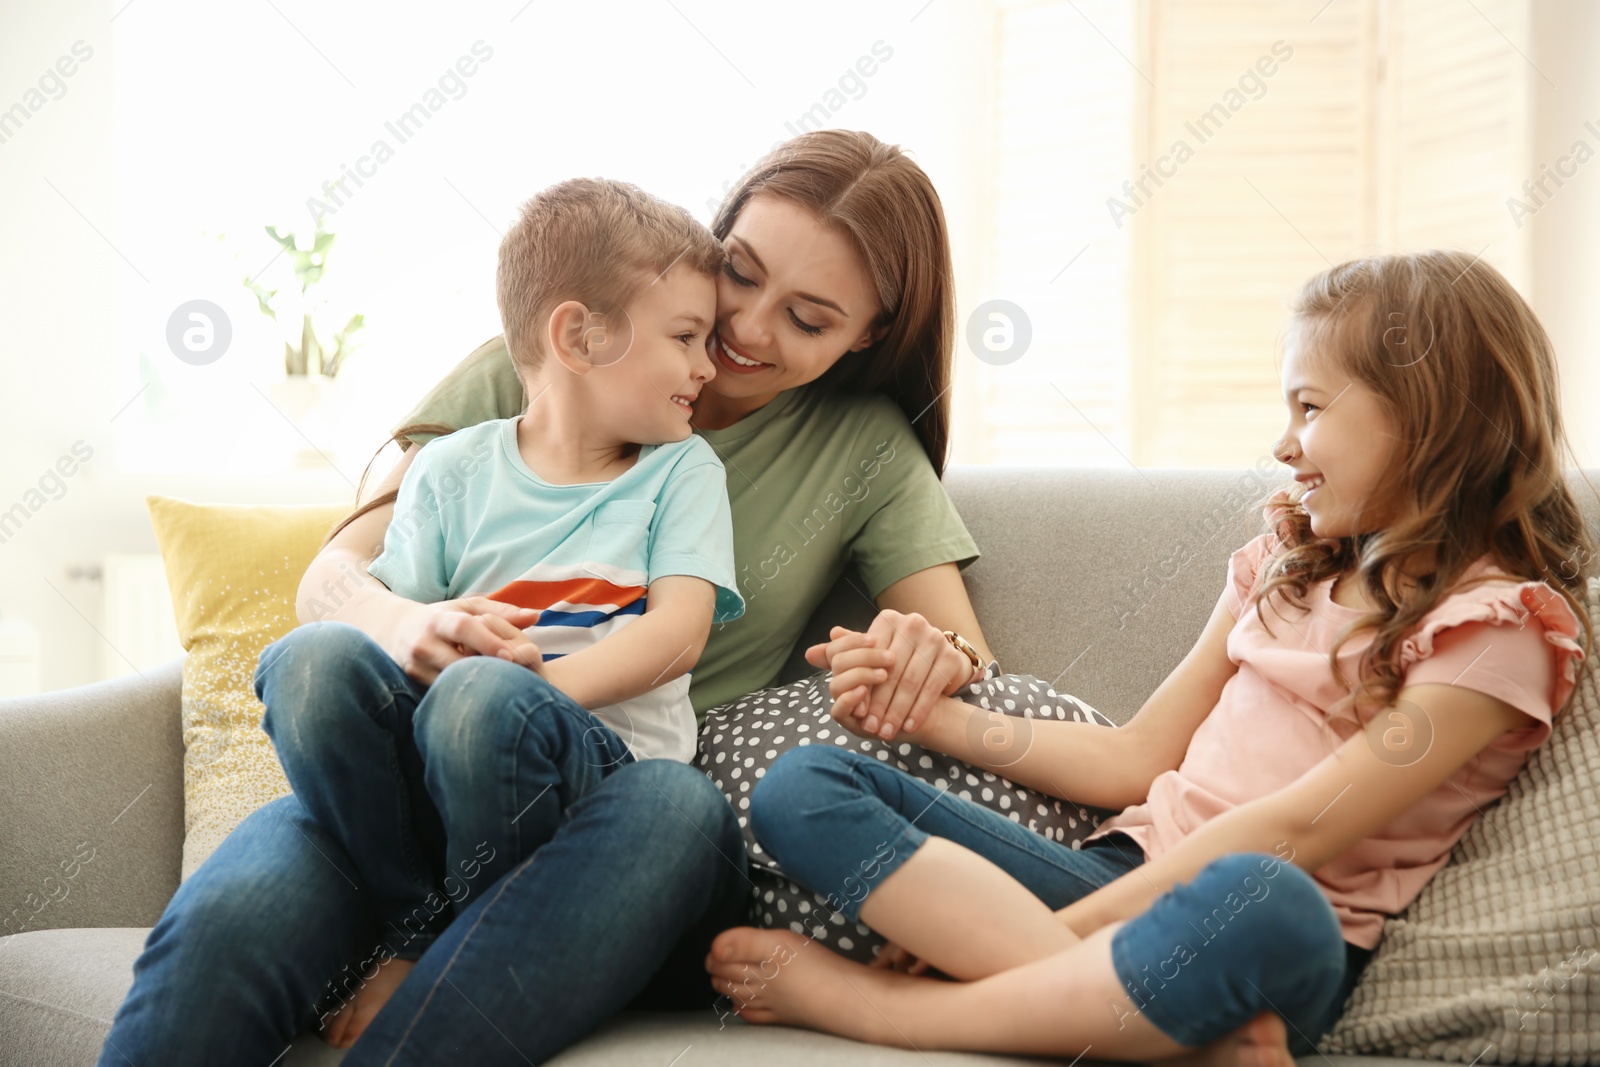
top-left (97, 620), bottom-right (750, 1066)
top-left (751, 744), bottom-right (1375, 1057)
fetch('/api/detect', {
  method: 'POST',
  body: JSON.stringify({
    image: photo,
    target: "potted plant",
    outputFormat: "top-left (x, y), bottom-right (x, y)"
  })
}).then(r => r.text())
top-left (242, 219), bottom-right (365, 423)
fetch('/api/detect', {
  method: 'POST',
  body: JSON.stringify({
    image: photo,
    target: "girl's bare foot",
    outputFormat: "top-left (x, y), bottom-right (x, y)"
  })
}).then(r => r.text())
top-left (1169, 1010), bottom-right (1297, 1067)
top-left (705, 926), bottom-right (919, 1045)
top-left (320, 957), bottom-right (416, 1050)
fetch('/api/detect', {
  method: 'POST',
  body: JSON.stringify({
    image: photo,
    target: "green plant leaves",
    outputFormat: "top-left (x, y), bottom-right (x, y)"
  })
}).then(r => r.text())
top-left (246, 221), bottom-right (361, 378)
top-left (243, 277), bottom-right (277, 320)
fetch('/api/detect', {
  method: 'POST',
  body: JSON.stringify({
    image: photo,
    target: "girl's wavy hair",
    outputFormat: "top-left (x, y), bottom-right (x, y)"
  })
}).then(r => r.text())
top-left (1250, 249), bottom-right (1596, 719)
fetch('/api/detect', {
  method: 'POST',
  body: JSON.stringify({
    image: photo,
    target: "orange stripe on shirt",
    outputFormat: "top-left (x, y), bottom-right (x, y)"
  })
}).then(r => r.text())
top-left (485, 577), bottom-right (646, 612)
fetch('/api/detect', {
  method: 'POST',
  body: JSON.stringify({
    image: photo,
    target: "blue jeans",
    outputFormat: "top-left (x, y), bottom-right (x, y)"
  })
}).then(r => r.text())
top-left (751, 744), bottom-right (1374, 1057)
top-left (99, 622), bottom-right (749, 1066)
top-left (258, 621), bottom-right (640, 961)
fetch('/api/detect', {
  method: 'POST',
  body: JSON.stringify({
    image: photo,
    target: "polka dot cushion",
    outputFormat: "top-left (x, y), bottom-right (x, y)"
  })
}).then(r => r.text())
top-left (696, 663), bottom-right (1120, 965)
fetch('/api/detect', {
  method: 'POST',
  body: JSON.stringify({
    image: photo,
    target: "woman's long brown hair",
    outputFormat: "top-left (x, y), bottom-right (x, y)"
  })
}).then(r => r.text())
top-left (711, 129), bottom-right (956, 476)
top-left (320, 419), bottom-right (459, 550)
top-left (1250, 250), bottom-right (1595, 720)
top-left (326, 130), bottom-right (960, 548)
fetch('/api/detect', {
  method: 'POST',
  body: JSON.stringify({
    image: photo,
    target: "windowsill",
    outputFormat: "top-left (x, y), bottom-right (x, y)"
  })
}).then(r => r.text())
top-left (58, 461), bottom-right (364, 516)
top-left (105, 376), bottom-right (403, 507)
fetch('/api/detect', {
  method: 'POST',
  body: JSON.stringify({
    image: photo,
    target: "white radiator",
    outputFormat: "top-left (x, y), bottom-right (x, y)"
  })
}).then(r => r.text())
top-left (101, 553), bottom-right (185, 680)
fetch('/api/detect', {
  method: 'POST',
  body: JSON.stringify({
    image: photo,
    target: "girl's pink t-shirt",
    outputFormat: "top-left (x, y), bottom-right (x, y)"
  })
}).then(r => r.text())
top-left (1083, 530), bottom-right (1586, 949)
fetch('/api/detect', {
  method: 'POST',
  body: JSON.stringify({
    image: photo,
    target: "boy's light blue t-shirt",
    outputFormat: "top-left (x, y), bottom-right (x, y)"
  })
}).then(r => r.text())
top-left (368, 417), bottom-right (745, 761)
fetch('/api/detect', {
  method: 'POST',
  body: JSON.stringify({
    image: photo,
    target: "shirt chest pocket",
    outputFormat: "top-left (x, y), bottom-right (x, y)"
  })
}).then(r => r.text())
top-left (585, 499), bottom-right (657, 581)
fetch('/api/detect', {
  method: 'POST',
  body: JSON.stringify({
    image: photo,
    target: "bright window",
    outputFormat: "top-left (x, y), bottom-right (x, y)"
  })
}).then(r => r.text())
top-left (109, 0), bottom-right (1572, 476)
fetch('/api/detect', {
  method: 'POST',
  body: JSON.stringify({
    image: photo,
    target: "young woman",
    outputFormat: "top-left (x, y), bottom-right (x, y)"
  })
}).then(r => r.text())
top-left (100, 129), bottom-right (1001, 1066)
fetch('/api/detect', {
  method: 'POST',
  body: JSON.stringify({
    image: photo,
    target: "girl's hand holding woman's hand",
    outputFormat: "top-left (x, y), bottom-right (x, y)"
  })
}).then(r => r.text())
top-left (389, 596), bottom-right (544, 685)
top-left (805, 612), bottom-right (977, 741)
top-left (806, 626), bottom-right (889, 718)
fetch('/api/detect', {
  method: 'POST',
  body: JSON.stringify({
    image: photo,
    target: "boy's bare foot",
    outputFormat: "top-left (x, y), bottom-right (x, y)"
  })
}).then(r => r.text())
top-left (1169, 1010), bottom-right (1297, 1067)
top-left (705, 926), bottom-right (916, 1045)
top-left (320, 957), bottom-right (416, 1050)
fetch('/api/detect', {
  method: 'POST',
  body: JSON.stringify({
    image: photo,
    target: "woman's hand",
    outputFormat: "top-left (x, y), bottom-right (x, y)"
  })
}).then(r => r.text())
top-left (815, 634), bottom-right (950, 747)
top-left (388, 596), bottom-right (543, 685)
top-left (806, 611), bottom-right (979, 741)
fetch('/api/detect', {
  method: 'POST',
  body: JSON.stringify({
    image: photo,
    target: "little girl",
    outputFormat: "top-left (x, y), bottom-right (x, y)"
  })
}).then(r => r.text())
top-left (704, 249), bottom-right (1594, 1066)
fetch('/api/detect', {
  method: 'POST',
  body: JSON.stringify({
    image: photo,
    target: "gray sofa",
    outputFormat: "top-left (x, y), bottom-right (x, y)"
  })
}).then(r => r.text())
top-left (7, 466), bottom-right (1593, 1066)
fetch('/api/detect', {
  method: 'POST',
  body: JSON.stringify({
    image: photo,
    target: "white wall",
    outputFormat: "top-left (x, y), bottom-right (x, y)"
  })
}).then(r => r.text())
top-left (1531, 0), bottom-right (1600, 471)
top-left (2, 0), bottom-right (1596, 696)
top-left (0, 0), bottom-right (994, 694)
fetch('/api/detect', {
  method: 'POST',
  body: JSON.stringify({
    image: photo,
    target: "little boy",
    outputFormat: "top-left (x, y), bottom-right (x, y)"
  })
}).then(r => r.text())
top-left (367, 176), bottom-right (745, 763)
top-left (293, 178), bottom-right (745, 1049)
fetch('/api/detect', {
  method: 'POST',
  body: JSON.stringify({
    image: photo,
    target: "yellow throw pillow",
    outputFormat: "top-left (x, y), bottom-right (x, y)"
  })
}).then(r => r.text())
top-left (146, 495), bottom-right (351, 881)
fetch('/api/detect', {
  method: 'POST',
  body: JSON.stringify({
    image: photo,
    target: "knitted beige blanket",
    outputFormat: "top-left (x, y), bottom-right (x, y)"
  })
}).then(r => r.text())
top-left (1323, 579), bottom-right (1600, 1064)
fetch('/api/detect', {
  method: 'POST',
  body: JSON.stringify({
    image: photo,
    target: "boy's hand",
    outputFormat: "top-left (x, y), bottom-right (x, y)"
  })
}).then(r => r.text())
top-left (391, 597), bottom-right (543, 685)
top-left (480, 618), bottom-right (546, 674)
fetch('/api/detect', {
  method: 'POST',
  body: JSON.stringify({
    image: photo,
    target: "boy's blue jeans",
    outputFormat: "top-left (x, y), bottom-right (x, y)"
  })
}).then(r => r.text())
top-left (98, 620), bottom-right (749, 1066)
top-left (260, 619), bottom-right (644, 963)
top-left (751, 744), bottom-right (1375, 1057)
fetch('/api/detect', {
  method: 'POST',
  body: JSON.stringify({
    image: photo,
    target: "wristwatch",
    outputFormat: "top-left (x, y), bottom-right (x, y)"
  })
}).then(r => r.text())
top-left (941, 630), bottom-right (983, 682)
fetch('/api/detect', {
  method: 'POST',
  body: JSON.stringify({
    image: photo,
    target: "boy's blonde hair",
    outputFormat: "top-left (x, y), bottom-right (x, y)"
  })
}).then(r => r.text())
top-left (496, 177), bottom-right (725, 371)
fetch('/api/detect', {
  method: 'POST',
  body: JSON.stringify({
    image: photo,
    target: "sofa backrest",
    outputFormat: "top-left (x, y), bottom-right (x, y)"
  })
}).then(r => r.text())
top-left (780, 467), bottom-right (1600, 726)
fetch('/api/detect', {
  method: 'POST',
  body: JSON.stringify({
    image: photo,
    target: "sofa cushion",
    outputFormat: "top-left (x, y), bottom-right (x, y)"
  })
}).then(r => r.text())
top-left (0, 926), bottom-right (1432, 1067)
top-left (146, 496), bottom-right (349, 880)
top-left (697, 664), bottom-right (1120, 965)
top-left (937, 466), bottom-right (1276, 727)
top-left (1323, 578), bottom-right (1600, 1062)
top-left (539, 1013), bottom-right (1419, 1066)
top-left (0, 927), bottom-right (148, 1067)
top-left (541, 1010), bottom-right (1066, 1065)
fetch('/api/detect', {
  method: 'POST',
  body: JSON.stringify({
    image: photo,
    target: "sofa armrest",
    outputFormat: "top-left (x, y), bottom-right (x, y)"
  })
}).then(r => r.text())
top-left (0, 658), bottom-right (185, 937)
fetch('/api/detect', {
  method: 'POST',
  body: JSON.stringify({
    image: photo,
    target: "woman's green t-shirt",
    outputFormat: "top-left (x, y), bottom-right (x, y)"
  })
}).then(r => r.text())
top-left (393, 336), bottom-right (981, 718)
